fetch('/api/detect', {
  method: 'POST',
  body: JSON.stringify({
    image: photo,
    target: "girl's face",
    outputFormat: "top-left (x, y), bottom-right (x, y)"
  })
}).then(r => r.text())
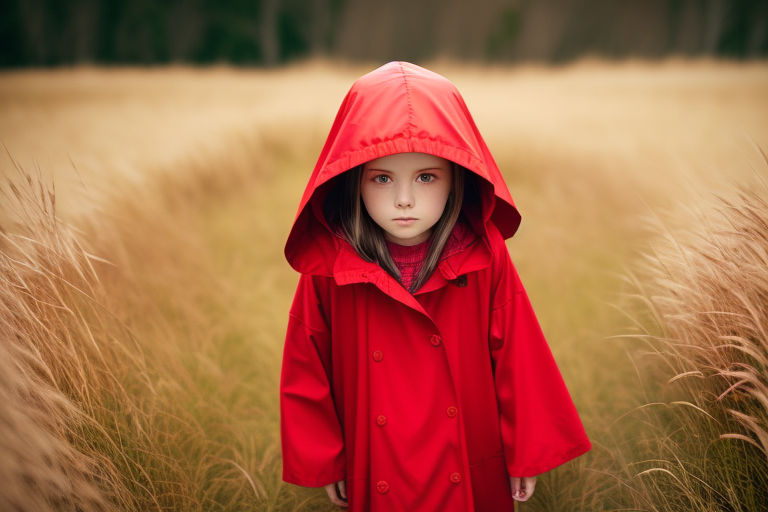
top-left (361, 152), bottom-right (452, 246)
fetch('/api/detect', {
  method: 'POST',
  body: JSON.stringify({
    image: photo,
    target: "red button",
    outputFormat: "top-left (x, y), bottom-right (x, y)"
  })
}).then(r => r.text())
top-left (372, 350), bottom-right (383, 362)
top-left (446, 406), bottom-right (458, 417)
top-left (430, 334), bottom-right (442, 346)
top-left (376, 480), bottom-right (390, 493)
top-left (450, 472), bottom-right (462, 483)
top-left (376, 414), bottom-right (387, 426)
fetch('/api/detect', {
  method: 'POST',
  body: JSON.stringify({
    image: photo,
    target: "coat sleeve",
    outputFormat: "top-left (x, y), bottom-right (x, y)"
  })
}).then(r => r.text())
top-left (489, 234), bottom-right (592, 478)
top-left (280, 273), bottom-right (346, 487)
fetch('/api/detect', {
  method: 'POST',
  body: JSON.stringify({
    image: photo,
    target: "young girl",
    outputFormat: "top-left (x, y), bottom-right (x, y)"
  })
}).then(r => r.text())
top-left (280, 61), bottom-right (591, 511)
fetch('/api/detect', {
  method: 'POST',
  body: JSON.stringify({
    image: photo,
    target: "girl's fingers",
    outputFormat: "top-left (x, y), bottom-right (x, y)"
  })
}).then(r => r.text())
top-left (324, 484), bottom-right (335, 503)
top-left (510, 475), bottom-right (536, 501)
top-left (509, 476), bottom-right (521, 498)
top-left (338, 480), bottom-right (347, 500)
top-left (525, 476), bottom-right (537, 497)
top-left (324, 483), bottom-right (348, 507)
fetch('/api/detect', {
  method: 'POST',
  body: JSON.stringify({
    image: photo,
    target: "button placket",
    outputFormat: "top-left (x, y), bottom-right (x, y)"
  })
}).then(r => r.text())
top-left (372, 342), bottom-right (388, 493)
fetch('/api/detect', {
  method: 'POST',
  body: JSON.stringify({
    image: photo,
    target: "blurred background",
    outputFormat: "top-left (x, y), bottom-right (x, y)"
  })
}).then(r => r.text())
top-left (2, 0), bottom-right (767, 67)
top-left (1, 2), bottom-right (768, 512)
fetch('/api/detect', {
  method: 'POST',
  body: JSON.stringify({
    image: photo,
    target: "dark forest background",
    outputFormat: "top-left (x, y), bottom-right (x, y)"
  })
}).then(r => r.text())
top-left (1, 0), bottom-right (767, 67)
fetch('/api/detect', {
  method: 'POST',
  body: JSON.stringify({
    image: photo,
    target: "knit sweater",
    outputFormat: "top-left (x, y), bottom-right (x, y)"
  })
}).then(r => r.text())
top-left (386, 216), bottom-right (475, 291)
top-left (386, 237), bottom-right (431, 291)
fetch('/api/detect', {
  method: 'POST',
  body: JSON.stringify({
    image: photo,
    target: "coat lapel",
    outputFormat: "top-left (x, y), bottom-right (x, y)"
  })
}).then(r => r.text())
top-left (333, 241), bottom-right (431, 317)
top-left (332, 228), bottom-right (493, 320)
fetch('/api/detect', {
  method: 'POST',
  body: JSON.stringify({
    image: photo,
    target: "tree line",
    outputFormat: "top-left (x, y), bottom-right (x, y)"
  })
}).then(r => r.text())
top-left (1, 0), bottom-right (766, 67)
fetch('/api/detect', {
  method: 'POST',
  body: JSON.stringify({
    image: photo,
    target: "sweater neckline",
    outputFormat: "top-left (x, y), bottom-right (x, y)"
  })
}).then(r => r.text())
top-left (385, 237), bottom-right (431, 264)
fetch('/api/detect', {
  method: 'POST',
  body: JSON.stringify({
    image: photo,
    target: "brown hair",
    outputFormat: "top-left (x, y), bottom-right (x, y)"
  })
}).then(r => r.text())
top-left (324, 160), bottom-right (466, 293)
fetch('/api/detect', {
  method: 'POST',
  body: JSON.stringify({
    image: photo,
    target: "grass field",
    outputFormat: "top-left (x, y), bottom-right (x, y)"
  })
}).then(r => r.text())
top-left (1, 57), bottom-right (767, 511)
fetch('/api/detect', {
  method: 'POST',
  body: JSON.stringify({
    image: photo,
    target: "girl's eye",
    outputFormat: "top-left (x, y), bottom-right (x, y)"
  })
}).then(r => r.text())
top-left (373, 175), bottom-right (390, 184)
top-left (417, 173), bottom-right (435, 183)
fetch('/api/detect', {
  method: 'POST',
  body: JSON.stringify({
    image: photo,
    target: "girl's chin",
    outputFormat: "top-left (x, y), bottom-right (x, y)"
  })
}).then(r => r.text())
top-left (384, 229), bottom-right (431, 246)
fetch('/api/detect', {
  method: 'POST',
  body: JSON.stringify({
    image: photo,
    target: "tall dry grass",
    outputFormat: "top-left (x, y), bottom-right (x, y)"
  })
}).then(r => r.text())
top-left (0, 159), bottom-right (137, 510)
top-left (0, 130), bottom-right (316, 511)
top-left (606, 150), bottom-right (768, 511)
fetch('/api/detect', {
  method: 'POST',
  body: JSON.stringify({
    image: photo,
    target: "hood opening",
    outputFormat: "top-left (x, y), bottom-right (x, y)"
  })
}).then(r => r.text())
top-left (285, 164), bottom-right (500, 276)
top-left (319, 163), bottom-right (490, 241)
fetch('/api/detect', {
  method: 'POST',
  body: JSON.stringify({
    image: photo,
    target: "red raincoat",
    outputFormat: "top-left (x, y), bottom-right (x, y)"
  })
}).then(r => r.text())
top-left (280, 61), bottom-right (591, 511)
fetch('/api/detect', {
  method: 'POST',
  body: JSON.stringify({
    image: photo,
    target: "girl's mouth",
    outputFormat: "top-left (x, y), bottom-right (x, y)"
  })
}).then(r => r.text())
top-left (394, 218), bottom-right (417, 226)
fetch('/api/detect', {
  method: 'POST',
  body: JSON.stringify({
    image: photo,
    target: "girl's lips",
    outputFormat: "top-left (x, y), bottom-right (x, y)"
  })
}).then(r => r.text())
top-left (394, 218), bottom-right (417, 226)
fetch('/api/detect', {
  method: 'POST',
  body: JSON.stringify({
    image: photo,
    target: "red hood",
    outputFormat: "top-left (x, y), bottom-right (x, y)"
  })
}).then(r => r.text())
top-left (285, 61), bottom-right (522, 275)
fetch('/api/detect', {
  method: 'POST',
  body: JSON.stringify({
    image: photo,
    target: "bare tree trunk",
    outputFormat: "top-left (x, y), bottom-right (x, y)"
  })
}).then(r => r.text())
top-left (69, 0), bottom-right (100, 63)
top-left (747, 1), bottom-right (768, 56)
top-left (702, 0), bottom-right (727, 52)
top-left (16, 0), bottom-right (48, 64)
top-left (308, 0), bottom-right (330, 56)
top-left (512, 0), bottom-right (571, 62)
top-left (260, 0), bottom-right (280, 65)
top-left (671, 0), bottom-right (704, 56)
top-left (167, 0), bottom-right (204, 62)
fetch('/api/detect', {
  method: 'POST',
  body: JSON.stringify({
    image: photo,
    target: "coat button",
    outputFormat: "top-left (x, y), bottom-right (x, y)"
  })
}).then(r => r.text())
top-left (429, 334), bottom-right (442, 346)
top-left (446, 406), bottom-right (458, 417)
top-left (372, 350), bottom-right (383, 362)
top-left (450, 472), bottom-right (462, 484)
top-left (376, 480), bottom-right (390, 493)
top-left (376, 414), bottom-right (387, 426)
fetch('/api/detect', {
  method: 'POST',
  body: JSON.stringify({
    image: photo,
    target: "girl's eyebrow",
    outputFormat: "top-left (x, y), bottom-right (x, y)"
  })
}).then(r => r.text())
top-left (365, 167), bottom-right (447, 173)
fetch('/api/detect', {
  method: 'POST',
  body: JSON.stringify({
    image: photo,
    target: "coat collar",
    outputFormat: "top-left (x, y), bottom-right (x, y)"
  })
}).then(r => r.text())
top-left (331, 218), bottom-right (492, 319)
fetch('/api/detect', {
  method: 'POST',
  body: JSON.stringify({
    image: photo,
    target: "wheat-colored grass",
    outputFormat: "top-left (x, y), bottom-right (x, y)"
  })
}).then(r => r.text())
top-left (1, 57), bottom-right (767, 511)
top-left (606, 151), bottom-right (768, 511)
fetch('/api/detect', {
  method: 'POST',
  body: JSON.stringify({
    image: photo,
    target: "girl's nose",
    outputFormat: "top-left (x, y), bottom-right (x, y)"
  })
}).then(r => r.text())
top-left (395, 185), bottom-right (414, 208)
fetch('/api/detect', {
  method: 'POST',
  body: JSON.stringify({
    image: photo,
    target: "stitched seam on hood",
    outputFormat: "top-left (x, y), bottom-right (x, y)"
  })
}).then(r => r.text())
top-left (398, 61), bottom-right (416, 138)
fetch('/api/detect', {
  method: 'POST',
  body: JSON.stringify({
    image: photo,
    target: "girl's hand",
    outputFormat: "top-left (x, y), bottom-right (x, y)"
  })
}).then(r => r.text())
top-left (324, 480), bottom-right (348, 507)
top-left (509, 475), bottom-right (537, 501)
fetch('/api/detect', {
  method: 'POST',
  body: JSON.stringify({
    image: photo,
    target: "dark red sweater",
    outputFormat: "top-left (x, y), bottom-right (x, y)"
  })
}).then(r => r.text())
top-left (386, 237), bottom-right (431, 291)
top-left (386, 217), bottom-right (475, 291)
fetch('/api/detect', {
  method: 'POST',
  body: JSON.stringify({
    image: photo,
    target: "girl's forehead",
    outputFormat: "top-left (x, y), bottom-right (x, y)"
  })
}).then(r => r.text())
top-left (364, 152), bottom-right (451, 170)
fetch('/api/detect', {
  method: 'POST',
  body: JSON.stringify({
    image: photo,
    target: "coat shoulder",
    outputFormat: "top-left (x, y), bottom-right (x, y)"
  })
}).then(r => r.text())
top-left (308, 274), bottom-right (335, 310)
top-left (484, 221), bottom-right (525, 298)
top-left (293, 273), bottom-right (335, 297)
top-left (484, 221), bottom-right (510, 269)
top-left (290, 273), bottom-right (336, 329)
top-left (308, 273), bottom-right (335, 290)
